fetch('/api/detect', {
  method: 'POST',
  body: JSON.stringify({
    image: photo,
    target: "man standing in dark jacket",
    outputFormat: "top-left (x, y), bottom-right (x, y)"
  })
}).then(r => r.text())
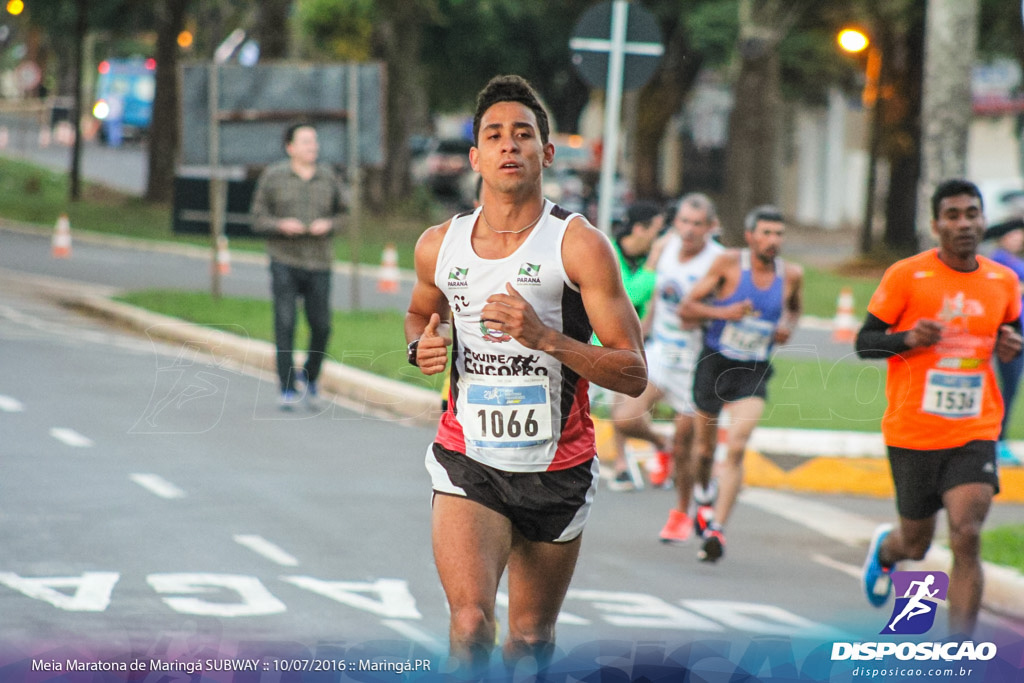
top-left (250, 122), bottom-right (348, 409)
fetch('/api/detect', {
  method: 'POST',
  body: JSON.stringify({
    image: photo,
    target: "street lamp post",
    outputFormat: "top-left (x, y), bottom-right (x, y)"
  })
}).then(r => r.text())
top-left (838, 28), bottom-right (883, 255)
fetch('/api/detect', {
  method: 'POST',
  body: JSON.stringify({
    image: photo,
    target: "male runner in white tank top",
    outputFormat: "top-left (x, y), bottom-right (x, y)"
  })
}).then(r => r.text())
top-left (611, 194), bottom-right (724, 544)
top-left (404, 75), bottom-right (646, 675)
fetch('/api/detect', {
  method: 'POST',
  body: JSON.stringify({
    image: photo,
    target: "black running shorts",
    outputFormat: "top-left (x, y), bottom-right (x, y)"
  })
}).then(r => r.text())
top-left (887, 440), bottom-right (1000, 520)
top-left (692, 345), bottom-right (773, 415)
top-left (426, 443), bottom-right (598, 543)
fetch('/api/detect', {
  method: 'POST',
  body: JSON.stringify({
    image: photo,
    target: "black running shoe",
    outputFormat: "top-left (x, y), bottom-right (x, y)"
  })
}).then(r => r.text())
top-left (698, 523), bottom-right (725, 563)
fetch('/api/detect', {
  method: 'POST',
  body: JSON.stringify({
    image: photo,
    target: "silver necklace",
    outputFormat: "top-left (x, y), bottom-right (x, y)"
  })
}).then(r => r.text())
top-left (479, 205), bottom-right (545, 234)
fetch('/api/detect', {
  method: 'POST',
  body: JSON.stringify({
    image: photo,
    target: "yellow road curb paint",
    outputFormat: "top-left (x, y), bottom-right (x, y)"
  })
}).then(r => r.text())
top-left (595, 417), bottom-right (1024, 503)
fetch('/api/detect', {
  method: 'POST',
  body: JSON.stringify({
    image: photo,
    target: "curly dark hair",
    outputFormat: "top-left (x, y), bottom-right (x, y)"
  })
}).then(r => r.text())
top-left (472, 75), bottom-right (550, 146)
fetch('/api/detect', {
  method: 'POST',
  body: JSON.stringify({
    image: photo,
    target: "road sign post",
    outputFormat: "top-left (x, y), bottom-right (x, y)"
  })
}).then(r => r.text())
top-left (570, 0), bottom-right (663, 236)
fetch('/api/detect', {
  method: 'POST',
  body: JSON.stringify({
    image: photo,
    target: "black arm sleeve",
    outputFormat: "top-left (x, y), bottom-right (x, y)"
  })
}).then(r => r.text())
top-left (854, 313), bottom-right (911, 359)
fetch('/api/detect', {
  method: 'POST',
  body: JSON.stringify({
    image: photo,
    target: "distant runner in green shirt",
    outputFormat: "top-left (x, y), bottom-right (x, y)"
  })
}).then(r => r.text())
top-left (610, 201), bottom-right (664, 319)
top-left (592, 200), bottom-right (663, 489)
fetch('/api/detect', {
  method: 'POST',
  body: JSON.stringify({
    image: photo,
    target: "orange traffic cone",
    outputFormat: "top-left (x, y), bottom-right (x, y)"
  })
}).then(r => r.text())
top-left (52, 213), bottom-right (72, 259)
top-left (377, 242), bottom-right (400, 293)
top-left (214, 235), bottom-right (231, 275)
top-left (832, 287), bottom-right (857, 343)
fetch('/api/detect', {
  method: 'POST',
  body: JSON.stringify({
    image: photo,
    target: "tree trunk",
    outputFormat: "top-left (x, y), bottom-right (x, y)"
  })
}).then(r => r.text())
top-left (720, 35), bottom-right (781, 245)
top-left (144, 0), bottom-right (187, 204)
top-left (370, 7), bottom-right (430, 210)
top-left (631, 19), bottom-right (702, 201)
top-left (916, 0), bottom-right (978, 242)
top-left (882, 6), bottom-right (925, 254)
top-left (69, 0), bottom-right (87, 202)
top-left (251, 0), bottom-right (292, 60)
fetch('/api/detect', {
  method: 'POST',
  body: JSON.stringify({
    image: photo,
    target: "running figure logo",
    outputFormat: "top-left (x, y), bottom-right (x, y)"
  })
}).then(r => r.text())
top-left (882, 571), bottom-right (949, 635)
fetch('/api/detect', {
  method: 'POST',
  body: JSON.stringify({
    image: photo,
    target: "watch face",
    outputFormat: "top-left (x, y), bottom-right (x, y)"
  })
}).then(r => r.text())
top-left (407, 340), bottom-right (419, 365)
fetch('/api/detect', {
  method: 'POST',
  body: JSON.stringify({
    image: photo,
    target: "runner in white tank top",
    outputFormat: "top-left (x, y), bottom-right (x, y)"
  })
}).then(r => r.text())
top-left (431, 200), bottom-right (596, 472)
top-left (610, 194), bottom-right (725, 547)
top-left (403, 75), bottom-right (647, 673)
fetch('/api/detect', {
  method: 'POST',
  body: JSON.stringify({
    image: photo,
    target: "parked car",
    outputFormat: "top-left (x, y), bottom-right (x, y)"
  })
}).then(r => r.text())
top-left (543, 166), bottom-right (587, 215)
top-left (411, 137), bottom-right (473, 198)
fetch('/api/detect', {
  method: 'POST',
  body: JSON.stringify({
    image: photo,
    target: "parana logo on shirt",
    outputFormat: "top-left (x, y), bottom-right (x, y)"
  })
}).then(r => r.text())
top-left (448, 267), bottom-right (469, 288)
top-left (517, 263), bottom-right (542, 285)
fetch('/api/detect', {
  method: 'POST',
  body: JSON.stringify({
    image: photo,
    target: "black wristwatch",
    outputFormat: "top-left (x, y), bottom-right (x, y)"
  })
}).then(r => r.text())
top-left (407, 339), bottom-right (420, 366)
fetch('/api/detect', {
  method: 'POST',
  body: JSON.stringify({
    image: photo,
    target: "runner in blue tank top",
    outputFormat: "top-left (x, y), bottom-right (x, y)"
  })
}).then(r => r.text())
top-left (679, 205), bottom-right (804, 563)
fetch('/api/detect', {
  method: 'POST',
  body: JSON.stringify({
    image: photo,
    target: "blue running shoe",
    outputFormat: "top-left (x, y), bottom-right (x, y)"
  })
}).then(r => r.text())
top-left (296, 368), bottom-right (323, 410)
top-left (863, 523), bottom-right (894, 607)
top-left (278, 390), bottom-right (300, 411)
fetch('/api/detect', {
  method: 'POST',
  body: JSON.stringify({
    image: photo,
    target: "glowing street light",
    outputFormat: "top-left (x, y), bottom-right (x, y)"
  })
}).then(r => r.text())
top-left (6, 0), bottom-right (24, 16)
top-left (838, 26), bottom-right (884, 255)
top-left (837, 28), bottom-right (869, 54)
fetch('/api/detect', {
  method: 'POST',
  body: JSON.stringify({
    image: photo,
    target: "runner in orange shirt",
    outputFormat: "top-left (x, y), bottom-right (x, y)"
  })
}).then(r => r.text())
top-left (856, 178), bottom-right (1023, 636)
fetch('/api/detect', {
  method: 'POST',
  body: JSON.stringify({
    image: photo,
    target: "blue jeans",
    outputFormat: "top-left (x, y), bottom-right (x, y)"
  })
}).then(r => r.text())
top-left (269, 261), bottom-right (332, 392)
top-left (997, 351), bottom-right (1024, 440)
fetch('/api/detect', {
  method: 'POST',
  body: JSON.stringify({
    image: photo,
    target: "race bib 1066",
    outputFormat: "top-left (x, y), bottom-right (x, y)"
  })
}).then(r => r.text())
top-left (461, 375), bottom-right (552, 448)
top-left (921, 370), bottom-right (983, 418)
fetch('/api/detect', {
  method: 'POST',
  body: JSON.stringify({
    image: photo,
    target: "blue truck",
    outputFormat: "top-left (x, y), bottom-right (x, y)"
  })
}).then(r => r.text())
top-left (91, 58), bottom-right (155, 145)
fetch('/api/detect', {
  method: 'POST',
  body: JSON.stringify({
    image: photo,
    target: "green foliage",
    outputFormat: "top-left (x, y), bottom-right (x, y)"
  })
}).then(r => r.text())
top-left (801, 265), bottom-right (881, 320)
top-left (762, 355), bottom-right (888, 431)
top-left (980, 525), bottom-right (1024, 573)
top-left (421, 0), bottom-right (590, 115)
top-left (682, 0), bottom-right (740, 67)
top-left (978, 0), bottom-right (1024, 60)
top-left (779, 26), bottom-right (860, 104)
top-left (0, 157), bottom-right (171, 236)
top-left (297, 0), bottom-right (375, 60)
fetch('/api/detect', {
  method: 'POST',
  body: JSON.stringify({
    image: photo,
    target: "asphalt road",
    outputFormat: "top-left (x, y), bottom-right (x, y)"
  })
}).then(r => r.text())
top-left (1, 285), bottom-right (1022, 674)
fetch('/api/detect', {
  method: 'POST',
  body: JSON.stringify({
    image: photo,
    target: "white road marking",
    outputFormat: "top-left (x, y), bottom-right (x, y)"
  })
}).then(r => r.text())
top-left (49, 428), bottom-right (94, 448)
top-left (380, 619), bottom-right (447, 654)
top-left (0, 394), bottom-right (24, 412)
top-left (741, 488), bottom-right (875, 546)
top-left (0, 571), bottom-right (119, 612)
top-left (233, 534), bottom-right (299, 567)
top-left (811, 553), bottom-right (861, 580)
top-left (130, 473), bottom-right (186, 499)
top-left (282, 577), bottom-right (422, 618)
top-left (500, 591), bottom-right (589, 625)
top-left (148, 573), bottom-right (286, 617)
